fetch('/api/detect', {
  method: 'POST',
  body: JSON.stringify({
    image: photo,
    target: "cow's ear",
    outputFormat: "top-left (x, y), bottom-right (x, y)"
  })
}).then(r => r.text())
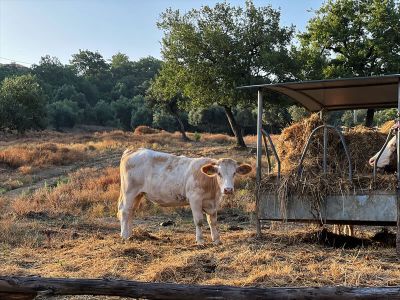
top-left (201, 164), bottom-right (218, 177)
top-left (236, 164), bottom-right (252, 175)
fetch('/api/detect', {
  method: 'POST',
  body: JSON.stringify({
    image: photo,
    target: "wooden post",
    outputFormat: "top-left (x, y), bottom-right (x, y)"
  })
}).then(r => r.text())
top-left (256, 89), bottom-right (263, 237)
top-left (1, 276), bottom-right (400, 300)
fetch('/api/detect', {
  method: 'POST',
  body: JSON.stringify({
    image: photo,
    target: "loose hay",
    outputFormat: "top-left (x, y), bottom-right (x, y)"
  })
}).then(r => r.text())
top-left (264, 114), bottom-right (397, 219)
top-left (134, 125), bottom-right (160, 135)
top-left (380, 120), bottom-right (395, 134)
top-left (130, 227), bottom-right (159, 241)
top-left (142, 252), bottom-right (217, 284)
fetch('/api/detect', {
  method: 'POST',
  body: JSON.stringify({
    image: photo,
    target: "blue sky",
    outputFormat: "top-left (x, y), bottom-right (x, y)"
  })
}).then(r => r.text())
top-left (0, 0), bottom-right (324, 67)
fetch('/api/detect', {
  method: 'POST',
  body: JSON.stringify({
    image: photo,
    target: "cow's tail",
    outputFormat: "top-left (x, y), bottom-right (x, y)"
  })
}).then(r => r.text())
top-left (117, 161), bottom-right (125, 221)
top-left (117, 190), bottom-right (123, 221)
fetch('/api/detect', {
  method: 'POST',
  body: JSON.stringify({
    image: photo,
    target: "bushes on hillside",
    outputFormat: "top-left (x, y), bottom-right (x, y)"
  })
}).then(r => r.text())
top-left (0, 74), bottom-right (47, 132)
top-left (47, 100), bottom-right (82, 130)
top-left (111, 96), bottom-right (135, 130)
top-left (131, 96), bottom-right (153, 129)
top-left (94, 100), bottom-right (115, 126)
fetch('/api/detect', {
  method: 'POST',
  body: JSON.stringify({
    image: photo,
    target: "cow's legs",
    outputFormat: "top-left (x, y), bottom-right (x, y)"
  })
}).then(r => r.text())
top-left (344, 225), bottom-right (355, 237)
top-left (189, 198), bottom-right (204, 245)
top-left (333, 224), bottom-right (341, 235)
top-left (118, 190), bottom-right (143, 239)
top-left (206, 211), bottom-right (220, 245)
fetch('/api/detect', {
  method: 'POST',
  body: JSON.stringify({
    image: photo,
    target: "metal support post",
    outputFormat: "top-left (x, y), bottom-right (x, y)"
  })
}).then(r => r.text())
top-left (256, 89), bottom-right (263, 237)
top-left (396, 80), bottom-right (400, 257)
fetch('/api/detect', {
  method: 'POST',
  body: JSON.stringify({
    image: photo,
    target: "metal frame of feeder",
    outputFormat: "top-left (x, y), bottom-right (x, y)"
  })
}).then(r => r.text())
top-left (246, 75), bottom-right (400, 256)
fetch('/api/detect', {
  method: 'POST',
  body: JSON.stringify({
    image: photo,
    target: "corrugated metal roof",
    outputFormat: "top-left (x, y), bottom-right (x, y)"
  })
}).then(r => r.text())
top-left (239, 74), bottom-right (400, 112)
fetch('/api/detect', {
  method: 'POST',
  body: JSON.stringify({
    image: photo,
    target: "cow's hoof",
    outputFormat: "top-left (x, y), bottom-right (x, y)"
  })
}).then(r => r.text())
top-left (120, 234), bottom-right (131, 240)
top-left (196, 240), bottom-right (205, 246)
top-left (213, 240), bottom-right (222, 246)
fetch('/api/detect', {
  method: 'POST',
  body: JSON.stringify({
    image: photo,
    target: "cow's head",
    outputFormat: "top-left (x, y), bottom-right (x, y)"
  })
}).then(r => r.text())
top-left (201, 159), bottom-right (252, 195)
top-left (369, 135), bottom-right (397, 169)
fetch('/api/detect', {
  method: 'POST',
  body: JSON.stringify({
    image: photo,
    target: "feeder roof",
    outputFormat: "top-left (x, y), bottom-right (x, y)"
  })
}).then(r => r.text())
top-left (239, 74), bottom-right (400, 112)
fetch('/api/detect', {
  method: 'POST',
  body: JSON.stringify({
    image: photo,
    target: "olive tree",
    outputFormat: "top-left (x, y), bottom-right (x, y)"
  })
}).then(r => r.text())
top-left (157, 1), bottom-right (294, 147)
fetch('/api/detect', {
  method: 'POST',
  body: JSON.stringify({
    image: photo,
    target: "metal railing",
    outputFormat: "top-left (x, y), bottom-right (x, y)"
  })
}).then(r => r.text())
top-left (261, 128), bottom-right (281, 182)
top-left (298, 124), bottom-right (353, 181)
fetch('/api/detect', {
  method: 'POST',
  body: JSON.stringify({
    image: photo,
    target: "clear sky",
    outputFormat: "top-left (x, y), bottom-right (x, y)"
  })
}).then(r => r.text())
top-left (0, 0), bottom-right (324, 67)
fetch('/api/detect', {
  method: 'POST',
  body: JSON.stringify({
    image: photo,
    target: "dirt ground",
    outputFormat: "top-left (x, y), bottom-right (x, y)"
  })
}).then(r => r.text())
top-left (1, 130), bottom-right (400, 299)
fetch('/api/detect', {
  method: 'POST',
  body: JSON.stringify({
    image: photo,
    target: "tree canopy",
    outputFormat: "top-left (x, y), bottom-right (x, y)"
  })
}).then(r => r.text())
top-left (0, 74), bottom-right (47, 132)
top-left (155, 0), bottom-right (294, 146)
top-left (1, 0), bottom-right (399, 135)
top-left (296, 0), bottom-right (400, 125)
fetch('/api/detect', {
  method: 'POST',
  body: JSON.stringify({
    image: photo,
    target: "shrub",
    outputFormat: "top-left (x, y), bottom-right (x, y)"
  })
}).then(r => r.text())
top-left (193, 132), bottom-right (201, 141)
top-left (111, 96), bottom-right (135, 130)
top-left (0, 74), bottom-right (47, 132)
top-left (152, 110), bottom-right (177, 132)
top-left (47, 99), bottom-right (81, 130)
top-left (131, 106), bottom-right (153, 128)
top-left (188, 105), bottom-right (230, 133)
top-left (94, 100), bottom-right (115, 126)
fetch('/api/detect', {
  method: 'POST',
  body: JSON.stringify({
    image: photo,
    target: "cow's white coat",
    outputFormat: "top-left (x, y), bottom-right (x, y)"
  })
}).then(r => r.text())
top-left (117, 148), bottom-right (252, 245)
top-left (369, 135), bottom-right (396, 168)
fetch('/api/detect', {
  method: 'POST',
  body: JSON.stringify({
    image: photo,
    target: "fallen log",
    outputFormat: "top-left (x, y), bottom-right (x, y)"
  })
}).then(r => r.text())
top-left (0, 276), bottom-right (400, 300)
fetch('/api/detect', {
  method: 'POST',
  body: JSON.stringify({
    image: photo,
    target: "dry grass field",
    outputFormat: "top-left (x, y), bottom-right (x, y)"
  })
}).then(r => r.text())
top-left (1, 128), bottom-right (400, 298)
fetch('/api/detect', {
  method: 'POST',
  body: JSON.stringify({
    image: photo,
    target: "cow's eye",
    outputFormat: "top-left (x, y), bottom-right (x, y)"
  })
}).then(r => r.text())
top-left (217, 172), bottom-right (221, 176)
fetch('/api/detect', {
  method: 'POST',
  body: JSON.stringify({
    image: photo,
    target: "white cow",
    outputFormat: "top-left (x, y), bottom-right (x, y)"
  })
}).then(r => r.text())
top-left (117, 148), bottom-right (252, 245)
top-left (369, 135), bottom-right (396, 169)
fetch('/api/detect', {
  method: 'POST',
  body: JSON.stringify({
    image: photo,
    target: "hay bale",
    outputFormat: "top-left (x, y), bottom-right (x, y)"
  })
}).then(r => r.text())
top-left (134, 125), bottom-right (159, 135)
top-left (277, 114), bottom-right (323, 173)
top-left (380, 120), bottom-right (395, 134)
top-left (276, 114), bottom-right (386, 176)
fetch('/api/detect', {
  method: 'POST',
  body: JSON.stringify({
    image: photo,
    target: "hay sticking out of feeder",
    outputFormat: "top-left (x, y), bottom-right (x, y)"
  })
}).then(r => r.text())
top-left (380, 120), bottom-right (395, 134)
top-left (276, 114), bottom-right (387, 175)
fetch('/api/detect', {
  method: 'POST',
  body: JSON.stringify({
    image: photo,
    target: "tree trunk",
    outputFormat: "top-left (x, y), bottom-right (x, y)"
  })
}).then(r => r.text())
top-left (172, 111), bottom-right (190, 141)
top-left (165, 103), bottom-right (190, 142)
top-left (223, 106), bottom-right (246, 148)
top-left (365, 108), bottom-right (375, 127)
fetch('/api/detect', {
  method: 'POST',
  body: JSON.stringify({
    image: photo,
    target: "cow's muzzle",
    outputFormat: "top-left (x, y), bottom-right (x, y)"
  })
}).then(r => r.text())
top-left (369, 157), bottom-right (375, 167)
top-left (223, 187), bottom-right (234, 195)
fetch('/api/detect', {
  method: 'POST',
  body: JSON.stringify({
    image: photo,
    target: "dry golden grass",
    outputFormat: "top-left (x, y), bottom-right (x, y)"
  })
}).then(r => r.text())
top-left (1, 129), bottom-right (400, 289)
top-left (200, 133), bottom-right (234, 144)
top-left (0, 142), bottom-right (89, 169)
top-left (1, 218), bottom-right (399, 287)
top-left (11, 167), bottom-right (120, 218)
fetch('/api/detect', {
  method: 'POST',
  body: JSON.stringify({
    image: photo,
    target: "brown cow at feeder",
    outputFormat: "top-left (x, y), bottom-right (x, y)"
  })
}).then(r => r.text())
top-left (117, 148), bottom-right (252, 245)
